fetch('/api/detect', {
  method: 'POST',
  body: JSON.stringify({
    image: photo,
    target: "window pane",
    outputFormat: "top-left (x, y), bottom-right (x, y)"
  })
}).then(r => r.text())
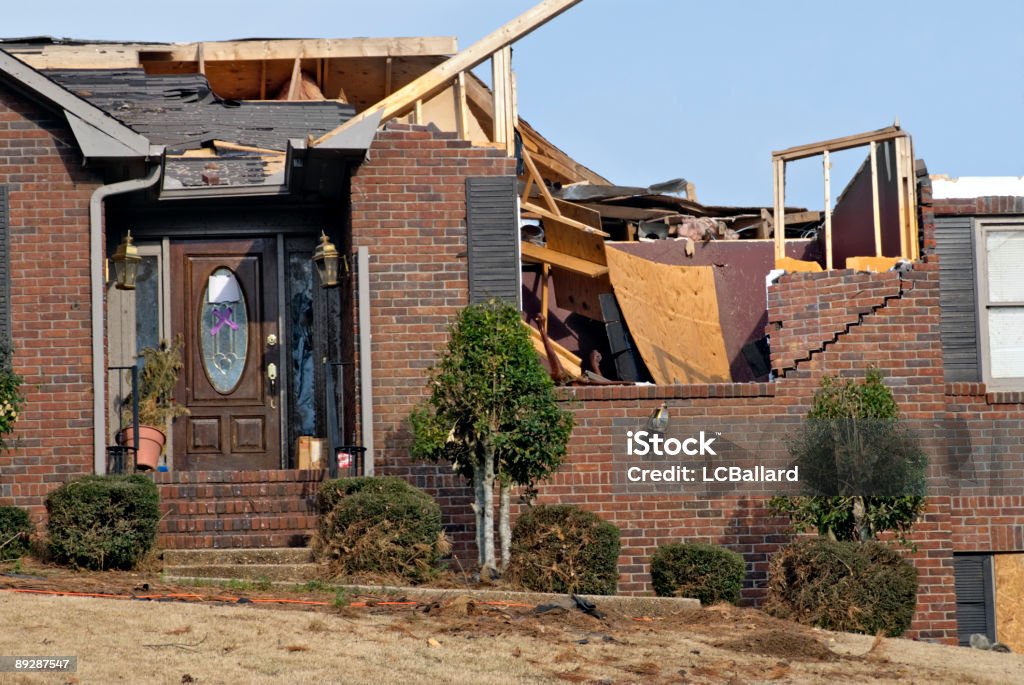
top-left (988, 308), bottom-right (1024, 379)
top-left (986, 231), bottom-right (1024, 303)
top-left (200, 268), bottom-right (249, 393)
top-left (287, 252), bottom-right (316, 437)
top-left (135, 256), bottom-right (160, 356)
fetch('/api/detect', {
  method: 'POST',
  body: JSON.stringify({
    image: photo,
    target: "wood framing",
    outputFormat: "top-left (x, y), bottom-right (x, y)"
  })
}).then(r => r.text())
top-left (312, 0), bottom-right (583, 146)
top-left (772, 125), bottom-right (917, 269)
top-left (520, 242), bottom-right (609, 278)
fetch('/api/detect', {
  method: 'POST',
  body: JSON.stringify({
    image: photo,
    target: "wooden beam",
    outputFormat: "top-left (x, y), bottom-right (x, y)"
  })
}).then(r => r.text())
top-left (384, 57), bottom-right (393, 97)
top-left (773, 126), bottom-right (906, 162)
top-left (870, 141), bottom-right (882, 257)
top-left (540, 264), bottom-right (550, 334)
top-left (522, 201), bottom-right (609, 237)
top-left (454, 72), bottom-right (468, 140)
top-left (259, 60), bottom-right (267, 99)
top-left (169, 37), bottom-right (460, 62)
top-left (773, 159), bottom-right (785, 260)
top-left (316, 58), bottom-right (323, 91)
top-left (525, 322), bottom-right (582, 378)
top-left (412, 99), bottom-right (423, 125)
top-left (823, 150), bottom-right (833, 270)
top-left (197, 43), bottom-right (205, 75)
top-left (578, 203), bottom-right (675, 222)
top-left (287, 54), bottom-right (302, 101)
top-left (492, 50), bottom-right (507, 146)
top-left (521, 147), bottom-right (559, 214)
top-left (520, 242), bottom-right (609, 278)
top-left (312, 0), bottom-right (583, 146)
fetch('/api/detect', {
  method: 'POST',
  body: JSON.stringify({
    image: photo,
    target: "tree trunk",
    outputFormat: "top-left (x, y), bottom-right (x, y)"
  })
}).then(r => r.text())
top-left (480, 448), bottom-right (497, 577)
top-left (499, 481), bottom-right (511, 571)
top-left (472, 463), bottom-right (485, 568)
top-left (852, 496), bottom-right (870, 542)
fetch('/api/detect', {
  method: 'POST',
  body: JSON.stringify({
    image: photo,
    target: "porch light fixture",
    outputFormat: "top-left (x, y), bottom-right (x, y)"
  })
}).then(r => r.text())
top-left (312, 231), bottom-right (341, 289)
top-left (111, 231), bottom-right (141, 290)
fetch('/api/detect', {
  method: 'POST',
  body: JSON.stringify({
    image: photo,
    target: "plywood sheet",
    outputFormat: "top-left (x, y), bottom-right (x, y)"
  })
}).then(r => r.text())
top-left (995, 553), bottom-right (1024, 652)
top-left (553, 269), bottom-right (611, 321)
top-left (605, 248), bottom-right (730, 384)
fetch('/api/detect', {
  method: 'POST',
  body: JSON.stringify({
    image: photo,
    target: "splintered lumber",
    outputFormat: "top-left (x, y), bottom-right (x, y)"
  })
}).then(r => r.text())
top-left (772, 125), bottom-right (906, 162)
top-left (521, 242), bottom-right (609, 278)
top-left (775, 257), bottom-right (822, 273)
top-left (605, 247), bottom-right (730, 384)
top-left (521, 202), bottom-right (607, 237)
top-left (312, 0), bottom-right (583, 146)
top-left (524, 321), bottom-right (582, 378)
top-left (845, 256), bottom-right (899, 272)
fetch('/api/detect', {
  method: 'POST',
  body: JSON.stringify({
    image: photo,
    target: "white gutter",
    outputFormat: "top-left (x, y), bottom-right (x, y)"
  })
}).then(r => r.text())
top-left (90, 164), bottom-right (163, 475)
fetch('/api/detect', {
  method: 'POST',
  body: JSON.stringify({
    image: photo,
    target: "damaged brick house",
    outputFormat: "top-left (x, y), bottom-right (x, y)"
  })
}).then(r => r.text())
top-left (0, 0), bottom-right (1022, 649)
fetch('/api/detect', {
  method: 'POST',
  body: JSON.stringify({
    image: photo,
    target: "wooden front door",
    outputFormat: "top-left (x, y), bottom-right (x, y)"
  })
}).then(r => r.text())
top-left (171, 239), bottom-right (281, 470)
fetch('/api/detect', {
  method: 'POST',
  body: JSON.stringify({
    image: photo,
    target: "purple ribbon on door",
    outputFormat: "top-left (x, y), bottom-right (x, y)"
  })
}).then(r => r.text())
top-left (210, 307), bottom-right (239, 336)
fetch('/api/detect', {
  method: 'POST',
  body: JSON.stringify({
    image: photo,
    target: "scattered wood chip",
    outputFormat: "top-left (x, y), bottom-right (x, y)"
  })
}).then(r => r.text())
top-left (426, 638), bottom-right (441, 648)
top-left (285, 645), bottom-right (309, 652)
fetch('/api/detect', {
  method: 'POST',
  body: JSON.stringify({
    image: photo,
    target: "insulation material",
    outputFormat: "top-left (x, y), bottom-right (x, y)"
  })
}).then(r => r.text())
top-left (995, 553), bottom-right (1024, 652)
top-left (605, 248), bottom-right (730, 384)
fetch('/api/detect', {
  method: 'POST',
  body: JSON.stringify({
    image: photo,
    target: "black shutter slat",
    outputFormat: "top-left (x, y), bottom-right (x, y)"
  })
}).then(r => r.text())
top-left (936, 217), bottom-right (980, 382)
top-left (954, 555), bottom-right (996, 646)
top-left (466, 176), bottom-right (519, 306)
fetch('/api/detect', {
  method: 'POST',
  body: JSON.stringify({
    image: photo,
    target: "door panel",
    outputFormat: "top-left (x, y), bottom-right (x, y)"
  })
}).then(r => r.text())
top-left (171, 239), bottom-right (281, 470)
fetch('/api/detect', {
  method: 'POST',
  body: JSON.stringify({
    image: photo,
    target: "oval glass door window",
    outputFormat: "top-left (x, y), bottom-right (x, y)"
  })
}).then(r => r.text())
top-left (201, 267), bottom-right (248, 393)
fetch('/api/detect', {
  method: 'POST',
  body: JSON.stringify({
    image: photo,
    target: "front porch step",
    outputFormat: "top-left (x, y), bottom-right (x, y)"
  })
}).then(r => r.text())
top-left (155, 470), bottom-right (327, 549)
top-left (165, 563), bottom-right (321, 583)
top-left (164, 547), bottom-right (314, 566)
top-left (163, 547), bottom-right (321, 585)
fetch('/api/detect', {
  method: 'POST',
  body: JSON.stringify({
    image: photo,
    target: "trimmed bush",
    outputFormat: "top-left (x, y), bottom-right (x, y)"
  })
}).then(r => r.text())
top-left (505, 504), bottom-right (620, 595)
top-left (313, 476), bottom-right (448, 583)
top-left (766, 537), bottom-right (918, 636)
top-left (650, 542), bottom-right (745, 604)
top-left (45, 475), bottom-right (160, 570)
top-left (0, 506), bottom-right (33, 561)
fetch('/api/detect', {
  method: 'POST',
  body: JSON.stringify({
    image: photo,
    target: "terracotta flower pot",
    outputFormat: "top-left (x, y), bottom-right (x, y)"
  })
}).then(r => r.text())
top-left (117, 425), bottom-right (166, 471)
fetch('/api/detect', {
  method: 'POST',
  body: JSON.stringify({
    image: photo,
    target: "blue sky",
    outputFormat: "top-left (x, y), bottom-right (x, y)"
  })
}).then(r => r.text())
top-left (4, 0), bottom-right (1022, 208)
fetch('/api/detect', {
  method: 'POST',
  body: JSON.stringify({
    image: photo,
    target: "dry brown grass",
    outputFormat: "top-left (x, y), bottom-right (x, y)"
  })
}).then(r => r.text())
top-left (1, 558), bottom-right (1023, 685)
top-left (0, 591), bottom-right (1022, 685)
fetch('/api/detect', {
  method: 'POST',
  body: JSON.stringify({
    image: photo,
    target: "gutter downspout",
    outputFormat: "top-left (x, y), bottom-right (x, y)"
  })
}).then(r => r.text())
top-left (90, 163), bottom-right (163, 475)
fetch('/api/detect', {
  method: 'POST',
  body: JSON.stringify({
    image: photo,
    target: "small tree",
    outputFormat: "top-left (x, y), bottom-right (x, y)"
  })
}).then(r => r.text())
top-left (769, 369), bottom-right (927, 544)
top-left (410, 301), bottom-right (574, 576)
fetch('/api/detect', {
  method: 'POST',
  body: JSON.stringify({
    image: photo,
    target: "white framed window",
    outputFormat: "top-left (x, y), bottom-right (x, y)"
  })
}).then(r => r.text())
top-left (975, 218), bottom-right (1024, 389)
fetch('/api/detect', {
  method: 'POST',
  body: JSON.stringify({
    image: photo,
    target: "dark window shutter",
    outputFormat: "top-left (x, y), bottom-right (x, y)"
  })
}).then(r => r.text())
top-left (466, 176), bottom-right (520, 306)
top-left (954, 554), bottom-right (995, 646)
top-left (935, 216), bottom-right (980, 382)
top-left (0, 186), bottom-right (10, 348)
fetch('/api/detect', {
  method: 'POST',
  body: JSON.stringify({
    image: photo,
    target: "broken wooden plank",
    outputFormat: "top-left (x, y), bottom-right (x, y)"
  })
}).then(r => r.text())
top-left (520, 241), bottom-right (609, 278)
top-left (522, 202), bottom-right (608, 237)
top-left (605, 247), bottom-right (731, 384)
top-left (286, 54), bottom-right (302, 100)
top-left (775, 256), bottom-right (823, 273)
top-left (312, 0), bottom-right (583, 146)
top-left (524, 319), bottom-right (581, 374)
top-left (824, 149), bottom-right (833, 270)
top-left (870, 141), bottom-right (882, 257)
top-left (579, 204), bottom-right (675, 222)
top-left (454, 72), bottom-right (468, 140)
top-left (846, 256), bottom-right (900, 272)
top-left (521, 148), bottom-right (559, 214)
top-left (772, 126), bottom-right (906, 162)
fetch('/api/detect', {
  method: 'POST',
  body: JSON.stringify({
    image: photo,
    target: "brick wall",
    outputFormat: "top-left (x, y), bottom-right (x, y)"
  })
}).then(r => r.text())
top-left (348, 123), bottom-right (516, 556)
top-left (0, 85), bottom-right (99, 515)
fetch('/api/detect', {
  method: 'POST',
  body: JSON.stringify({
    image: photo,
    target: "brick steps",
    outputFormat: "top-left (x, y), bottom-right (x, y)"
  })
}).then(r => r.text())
top-left (155, 470), bottom-right (325, 549)
top-left (162, 548), bottom-right (320, 584)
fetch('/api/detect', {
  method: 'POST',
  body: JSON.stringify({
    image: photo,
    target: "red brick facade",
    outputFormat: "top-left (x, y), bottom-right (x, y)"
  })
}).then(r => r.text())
top-left (1, 78), bottom-right (1022, 647)
top-left (0, 85), bottom-right (99, 512)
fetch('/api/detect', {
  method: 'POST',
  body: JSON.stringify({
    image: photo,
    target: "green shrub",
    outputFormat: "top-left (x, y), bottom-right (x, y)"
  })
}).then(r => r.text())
top-left (45, 475), bottom-right (159, 570)
top-left (505, 504), bottom-right (620, 595)
top-left (0, 506), bottom-right (33, 561)
top-left (766, 537), bottom-right (918, 636)
top-left (650, 542), bottom-right (745, 604)
top-left (313, 476), bottom-right (448, 583)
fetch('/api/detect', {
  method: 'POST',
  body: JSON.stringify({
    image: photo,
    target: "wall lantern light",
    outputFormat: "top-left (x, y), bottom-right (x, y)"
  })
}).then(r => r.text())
top-left (313, 231), bottom-right (341, 289)
top-left (111, 231), bottom-right (141, 290)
